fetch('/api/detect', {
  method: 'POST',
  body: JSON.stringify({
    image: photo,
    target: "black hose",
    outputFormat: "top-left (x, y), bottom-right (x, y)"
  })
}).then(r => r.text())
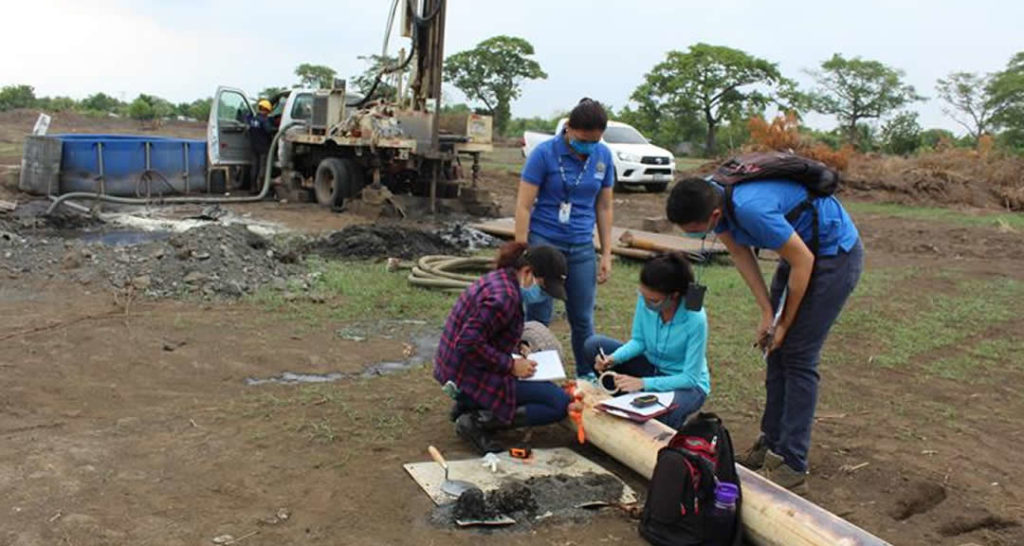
top-left (349, 0), bottom-right (438, 107)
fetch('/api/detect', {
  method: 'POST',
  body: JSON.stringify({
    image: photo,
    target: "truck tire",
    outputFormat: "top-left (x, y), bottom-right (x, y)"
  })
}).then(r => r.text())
top-left (520, 321), bottom-right (564, 361)
top-left (314, 157), bottom-right (351, 208)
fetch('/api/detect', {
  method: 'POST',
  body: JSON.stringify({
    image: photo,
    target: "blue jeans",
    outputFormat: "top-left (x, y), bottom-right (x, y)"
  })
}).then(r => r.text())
top-left (456, 381), bottom-right (570, 426)
top-left (581, 335), bottom-right (707, 430)
top-left (525, 232), bottom-right (597, 376)
top-left (762, 241), bottom-right (864, 472)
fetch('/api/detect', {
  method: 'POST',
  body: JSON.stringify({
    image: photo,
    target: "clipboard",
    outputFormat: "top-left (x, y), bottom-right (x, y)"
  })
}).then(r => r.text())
top-left (596, 392), bottom-right (676, 422)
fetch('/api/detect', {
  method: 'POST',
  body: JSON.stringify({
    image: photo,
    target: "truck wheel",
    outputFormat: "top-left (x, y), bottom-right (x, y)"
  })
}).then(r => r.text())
top-left (645, 182), bottom-right (668, 193)
top-left (314, 157), bottom-right (351, 208)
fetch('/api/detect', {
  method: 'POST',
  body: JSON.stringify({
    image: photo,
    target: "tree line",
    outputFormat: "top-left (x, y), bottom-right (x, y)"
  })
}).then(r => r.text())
top-left (3, 40), bottom-right (1021, 156)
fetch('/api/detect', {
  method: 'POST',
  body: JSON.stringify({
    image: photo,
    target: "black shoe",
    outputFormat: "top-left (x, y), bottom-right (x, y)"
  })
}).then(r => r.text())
top-left (455, 412), bottom-right (503, 454)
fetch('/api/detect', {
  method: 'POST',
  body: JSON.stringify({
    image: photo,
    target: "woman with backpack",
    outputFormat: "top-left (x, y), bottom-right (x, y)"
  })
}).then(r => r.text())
top-left (580, 252), bottom-right (709, 429)
top-left (514, 98), bottom-right (616, 376)
top-left (433, 242), bottom-right (572, 454)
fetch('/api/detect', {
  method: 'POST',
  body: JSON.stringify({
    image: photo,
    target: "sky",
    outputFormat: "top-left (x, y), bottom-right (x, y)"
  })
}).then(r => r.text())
top-left (2, 0), bottom-right (1022, 135)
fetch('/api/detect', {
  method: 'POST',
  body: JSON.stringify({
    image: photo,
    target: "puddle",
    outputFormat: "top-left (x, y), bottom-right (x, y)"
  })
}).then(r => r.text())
top-left (245, 331), bottom-right (439, 385)
top-left (80, 230), bottom-right (171, 246)
top-left (244, 371), bottom-right (346, 386)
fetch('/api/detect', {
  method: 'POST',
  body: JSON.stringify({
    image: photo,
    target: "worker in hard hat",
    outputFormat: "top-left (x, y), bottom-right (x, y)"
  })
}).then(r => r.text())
top-left (248, 99), bottom-right (276, 191)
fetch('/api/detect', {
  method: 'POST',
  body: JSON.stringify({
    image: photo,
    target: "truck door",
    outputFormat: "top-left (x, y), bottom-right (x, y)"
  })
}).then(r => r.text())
top-left (208, 86), bottom-right (254, 167)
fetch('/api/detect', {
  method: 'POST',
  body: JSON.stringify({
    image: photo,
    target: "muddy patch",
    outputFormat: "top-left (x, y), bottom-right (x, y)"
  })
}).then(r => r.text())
top-left (305, 223), bottom-right (495, 260)
top-left (432, 473), bottom-right (626, 530)
top-left (245, 331), bottom-right (439, 385)
top-left (888, 480), bottom-right (947, 521)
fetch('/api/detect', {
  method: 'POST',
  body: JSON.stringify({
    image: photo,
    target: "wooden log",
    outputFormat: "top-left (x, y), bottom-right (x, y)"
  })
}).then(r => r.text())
top-left (570, 381), bottom-right (890, 546)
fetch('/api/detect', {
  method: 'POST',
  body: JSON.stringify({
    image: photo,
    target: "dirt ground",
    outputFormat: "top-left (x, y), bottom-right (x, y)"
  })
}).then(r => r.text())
top-left (1, 114), bottom-right (1022, 545)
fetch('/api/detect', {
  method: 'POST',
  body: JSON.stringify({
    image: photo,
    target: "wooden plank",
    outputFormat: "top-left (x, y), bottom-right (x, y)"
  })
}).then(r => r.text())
top-left (472, 217), bottom-right (726, 261)
top-left (403, 447), bottom-right (637, 506)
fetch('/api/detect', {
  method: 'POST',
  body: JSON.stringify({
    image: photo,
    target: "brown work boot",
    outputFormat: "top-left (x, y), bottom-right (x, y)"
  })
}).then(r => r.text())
top-left (758, 450), bottom-right (809, 494)
top-left (736, 435), bottom-right (770, 470)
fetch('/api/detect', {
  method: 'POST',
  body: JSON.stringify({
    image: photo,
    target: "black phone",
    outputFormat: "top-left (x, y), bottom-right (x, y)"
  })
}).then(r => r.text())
top-left (631, 394), bottom-right (659, 408)
top-left (685, 282), bottom-right (706, 311)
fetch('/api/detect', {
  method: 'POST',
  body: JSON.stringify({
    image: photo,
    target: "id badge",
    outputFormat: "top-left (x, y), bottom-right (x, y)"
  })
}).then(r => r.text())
top-left (558, 201), bottom-right (572, 224)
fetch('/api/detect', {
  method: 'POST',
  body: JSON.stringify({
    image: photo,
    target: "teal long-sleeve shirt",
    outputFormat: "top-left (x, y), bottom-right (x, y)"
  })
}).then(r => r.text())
top-left (609, 295), bottom-right (710, 394)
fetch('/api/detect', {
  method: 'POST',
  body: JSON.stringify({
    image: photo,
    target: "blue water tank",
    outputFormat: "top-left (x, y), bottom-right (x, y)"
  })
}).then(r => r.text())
top-left (54, 134), bottom-right (207, 196)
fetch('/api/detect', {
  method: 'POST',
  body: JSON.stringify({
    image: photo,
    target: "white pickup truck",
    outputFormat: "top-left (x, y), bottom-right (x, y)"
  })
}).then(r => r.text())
top-left (522, 119), bottom-right (676, 192)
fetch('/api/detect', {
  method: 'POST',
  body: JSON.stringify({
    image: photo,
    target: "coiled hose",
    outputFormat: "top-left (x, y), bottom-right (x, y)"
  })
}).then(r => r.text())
top-left (405, 255), bottom-right (493, 293)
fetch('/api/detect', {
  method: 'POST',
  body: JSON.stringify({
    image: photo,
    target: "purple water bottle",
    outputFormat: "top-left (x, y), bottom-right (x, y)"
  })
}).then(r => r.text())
top-left (710, 482), bottom-right (739, 544)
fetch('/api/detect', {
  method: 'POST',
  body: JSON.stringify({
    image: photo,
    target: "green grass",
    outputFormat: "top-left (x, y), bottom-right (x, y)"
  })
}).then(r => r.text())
top-left (928, 337), bottom-right (1024, 381)
top-left (251, 256), bottom-right (456, 326)
top-left (675, 157), bottom-right (709, 172)
top-left (846, 201), bottom-right (1024, 230)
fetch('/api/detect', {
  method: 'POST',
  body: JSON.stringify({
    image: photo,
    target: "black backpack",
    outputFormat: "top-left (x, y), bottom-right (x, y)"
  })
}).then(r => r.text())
top-left (639, 413), bottom-right (743, 546)
top-left (712, 151), bottom-right (840, 255)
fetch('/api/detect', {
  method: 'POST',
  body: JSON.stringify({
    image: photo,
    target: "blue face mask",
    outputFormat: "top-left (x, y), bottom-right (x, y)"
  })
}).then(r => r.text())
top-left (683, 231), bottom-right (707, 240)
top-left (570, 139), bottom-right (598, 156)
top-left (641, 290), bottom-right (673, 312)
top-left (520, 283), bottom-right (547, 305)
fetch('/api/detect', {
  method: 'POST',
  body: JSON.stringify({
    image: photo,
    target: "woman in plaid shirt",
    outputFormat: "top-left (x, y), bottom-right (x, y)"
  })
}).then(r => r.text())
top-left (434, 243), bottom-right (572, 453)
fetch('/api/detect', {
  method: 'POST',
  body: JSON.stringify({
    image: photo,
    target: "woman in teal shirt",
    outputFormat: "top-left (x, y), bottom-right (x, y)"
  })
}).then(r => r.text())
top-left (581, 253), bottom-right (709, 429)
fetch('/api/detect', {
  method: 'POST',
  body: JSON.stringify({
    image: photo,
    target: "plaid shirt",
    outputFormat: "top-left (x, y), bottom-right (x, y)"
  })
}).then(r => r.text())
top-left (434, 267), bottom-right (523, 423)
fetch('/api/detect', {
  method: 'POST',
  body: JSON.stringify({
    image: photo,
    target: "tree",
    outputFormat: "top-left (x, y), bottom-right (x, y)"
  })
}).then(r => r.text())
top-left (807, 54), bottom-right (923, 145)
top-left (128, 97), bottom-right (155, 120)
top-left (80, 92), bottom-right (123, 113)
top-left (127, 94), bottom-right (174, 121)
top-left (351, 54), bottom-right (398, 102)
top-left (36, 96), bottom-right (77, 112)
top-left (260, 87), bottom-right (287, 100)
top-left (880, 111), bottom-right (922, 155)
top-left (186, 98), bottom-right (212, 121)
top-left (295, 63), bottom-right (337, 88)
top-left (445, 35), bottom-right (547, 136)
top-left (988, 52), bottom-right (1024, 150)
top-left (935, 72), bottom-right (1002, 144)
top-left (0, 84), bottom-right (37, 111)
top-left (632, 44), bottom-right (787, 156)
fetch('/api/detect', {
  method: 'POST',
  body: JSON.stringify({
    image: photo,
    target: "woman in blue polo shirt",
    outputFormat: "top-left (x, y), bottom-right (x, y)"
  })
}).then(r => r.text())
top-left (514, 98), bottom-right (615, 374)
top-left (666, 174), bottom-right (863, 494)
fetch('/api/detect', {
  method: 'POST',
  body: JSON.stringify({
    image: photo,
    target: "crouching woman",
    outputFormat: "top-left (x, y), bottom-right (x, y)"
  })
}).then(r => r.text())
top-left (580, 252), bottom-right (710, 429)
top-left (434, 242), bottom-right (572, 453)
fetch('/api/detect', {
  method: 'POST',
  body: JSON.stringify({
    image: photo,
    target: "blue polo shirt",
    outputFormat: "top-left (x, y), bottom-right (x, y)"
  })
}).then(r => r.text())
top-left (713, 179), bottom-right (860, 256)
top-left (521, 133), bottom-right (615, 245)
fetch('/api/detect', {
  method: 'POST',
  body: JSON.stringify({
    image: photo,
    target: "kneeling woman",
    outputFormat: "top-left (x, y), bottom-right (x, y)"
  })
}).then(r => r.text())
top-left (434, 242), bottom-right (572, 453)
top-left (581, 253), bottom-right (710, 429)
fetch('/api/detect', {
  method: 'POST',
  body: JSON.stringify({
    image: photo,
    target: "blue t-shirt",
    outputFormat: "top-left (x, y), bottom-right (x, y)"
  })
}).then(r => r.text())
top-left (521, 133), bottom-right (615, 245)
top-left (713, 179), bottom-right (860, 256)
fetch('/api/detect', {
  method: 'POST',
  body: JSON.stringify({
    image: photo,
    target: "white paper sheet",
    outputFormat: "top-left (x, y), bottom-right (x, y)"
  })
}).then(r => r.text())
top-left (511, 350), bottom-right (566, 382)
top-left (598, 391), bottom-right (674, 417)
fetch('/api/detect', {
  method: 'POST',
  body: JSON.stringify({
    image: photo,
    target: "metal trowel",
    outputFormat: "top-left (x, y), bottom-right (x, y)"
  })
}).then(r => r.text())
top-left (427, 445), bottom-right (477, 497)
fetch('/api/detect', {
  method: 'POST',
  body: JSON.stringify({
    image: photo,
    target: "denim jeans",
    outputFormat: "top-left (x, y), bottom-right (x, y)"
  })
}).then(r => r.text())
top-left (581, 335), bottom-right (707, 430)
top-left (762, 240), bottom-right (864, 472)
top-left (525, 232), bottom-right (597, 375)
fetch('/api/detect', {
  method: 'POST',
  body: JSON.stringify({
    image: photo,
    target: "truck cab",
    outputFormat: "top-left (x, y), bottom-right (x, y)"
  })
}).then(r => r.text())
top-left (206, 86), bottom-right (363, 179)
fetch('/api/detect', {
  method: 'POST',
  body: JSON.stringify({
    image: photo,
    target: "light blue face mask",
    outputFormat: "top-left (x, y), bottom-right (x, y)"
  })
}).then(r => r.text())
top-left (683, 231), bottom-right (707, 240)
top-left (640, 290), bottom-right (673, 312)
top-left (520, 283), bottom-right (547, 305)
top-left (570, 139), bottom-right (598, 156)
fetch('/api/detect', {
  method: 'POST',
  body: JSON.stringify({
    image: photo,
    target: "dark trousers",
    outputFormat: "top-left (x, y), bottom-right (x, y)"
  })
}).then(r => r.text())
top-left (455, 381), bottom-right (570, 426)
top-left (763, 240), bottom-right (864, 472)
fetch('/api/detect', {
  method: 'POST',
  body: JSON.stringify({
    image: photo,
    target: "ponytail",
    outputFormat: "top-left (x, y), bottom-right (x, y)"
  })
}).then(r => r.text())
top-left (495, 241), bottom-right (529, 269)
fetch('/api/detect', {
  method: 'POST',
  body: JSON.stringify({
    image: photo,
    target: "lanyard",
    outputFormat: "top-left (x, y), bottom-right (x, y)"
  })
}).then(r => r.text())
top-left (556, 153), bottom-right (590, 203)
